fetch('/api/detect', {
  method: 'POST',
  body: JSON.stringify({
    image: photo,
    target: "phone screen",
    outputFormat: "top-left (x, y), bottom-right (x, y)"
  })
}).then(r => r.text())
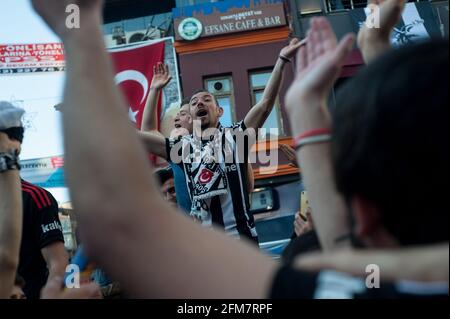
top-left (300, 191), bottom-right (309, 221)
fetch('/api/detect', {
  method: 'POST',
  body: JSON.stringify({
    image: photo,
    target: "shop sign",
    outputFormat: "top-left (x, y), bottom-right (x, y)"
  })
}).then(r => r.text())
top-left (173, 0), bottom-right (287, 41)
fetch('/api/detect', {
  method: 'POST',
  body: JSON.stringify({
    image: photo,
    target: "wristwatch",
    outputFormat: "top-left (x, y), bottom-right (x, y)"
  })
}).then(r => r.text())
top-left (0, 150), bottom-right (21, 172)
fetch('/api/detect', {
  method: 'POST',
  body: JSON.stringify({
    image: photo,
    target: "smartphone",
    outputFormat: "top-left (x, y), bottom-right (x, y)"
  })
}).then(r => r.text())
top-left (300, 191), bottom-right (309, 221)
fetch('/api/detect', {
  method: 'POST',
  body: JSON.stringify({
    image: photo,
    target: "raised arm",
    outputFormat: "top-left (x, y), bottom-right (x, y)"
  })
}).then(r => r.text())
top-left (357, 0), bottom-right (405, 64)
top-left (141, 62), bottom-right (172, 133)
top-left (139, 63), bottom-right (172, 156)
top-left (295, 242), bottom-right (449, 283)
top-left (0, 133), bottom-right (22, 298)
top-left (137, 131), bottom-right (167, 159)
top-left (284, 18), bottom-right (355, 251)
top-left (32, 0), bottom-right (277, 298)
top-left (244, 39), bottom-right (304, 131)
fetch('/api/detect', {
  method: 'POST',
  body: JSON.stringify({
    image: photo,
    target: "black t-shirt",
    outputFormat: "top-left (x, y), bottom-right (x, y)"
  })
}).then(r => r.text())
top-left (282, 230), bottom-right (322, 264)
top-left (19, 180), bottom-right (64, 299)
top-left (270, 265), bottom-right (449, 299)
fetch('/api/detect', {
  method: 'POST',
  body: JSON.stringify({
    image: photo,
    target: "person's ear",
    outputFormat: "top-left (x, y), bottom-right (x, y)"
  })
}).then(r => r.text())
top-left (218, 106), bottom-right (224, 118)
top-left (351, 195), bottom-right (381, 240)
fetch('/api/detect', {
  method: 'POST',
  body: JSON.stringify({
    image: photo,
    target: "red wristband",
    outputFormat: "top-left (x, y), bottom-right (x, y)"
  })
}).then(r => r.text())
top-left (293, 128), bottom-right (331, 145)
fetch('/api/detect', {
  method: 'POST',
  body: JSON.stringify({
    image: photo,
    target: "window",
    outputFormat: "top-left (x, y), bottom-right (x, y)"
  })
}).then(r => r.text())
top-left (326, 0), bottom-right (429, 12)
top-left (297, 0), bottom-right (323, 15)
top-left (326, 0), bottom-right (367, 12)
top-left (250, 71), bottom-right (284, 140)
top-left (204, 76), bottom-right (236, 127)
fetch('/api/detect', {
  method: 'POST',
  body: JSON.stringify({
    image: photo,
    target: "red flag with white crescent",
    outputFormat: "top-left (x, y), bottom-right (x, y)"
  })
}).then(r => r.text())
top-left (109, 41), bottom-right (165, 130)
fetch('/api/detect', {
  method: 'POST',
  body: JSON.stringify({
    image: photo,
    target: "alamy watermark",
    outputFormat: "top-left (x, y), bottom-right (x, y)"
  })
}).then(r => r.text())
top-left (364, 4), bottom-right (381, 29)
top-left (168, 119), bottom-right (281, 175)
top-left (65, 264), bottom-right (81, 288)
top-left (365, 264), bottom-right (380, 289)
top-left (66, 4), bottom-right (80, 29)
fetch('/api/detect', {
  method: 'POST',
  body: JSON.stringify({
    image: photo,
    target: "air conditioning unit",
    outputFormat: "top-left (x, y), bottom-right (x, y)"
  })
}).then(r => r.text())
top-left (126, 27), bottom-right (162, 44)
top-left (104, 25), bottom-right (126, 48)
top-left (104, 27), bottom-right (163, 48)
top-left (207, 78), bottom-right (231, 94)
top-left (104, 35), bottom-right (120, 48)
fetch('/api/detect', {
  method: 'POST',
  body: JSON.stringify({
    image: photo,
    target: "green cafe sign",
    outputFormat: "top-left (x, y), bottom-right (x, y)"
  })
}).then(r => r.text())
top-left (178, 17), bottom-right (203, 41)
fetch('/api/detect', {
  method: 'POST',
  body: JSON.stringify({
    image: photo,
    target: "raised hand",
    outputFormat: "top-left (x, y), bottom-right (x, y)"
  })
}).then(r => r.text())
top-left (31, 0), bottom-right (104, 40)
top-left (294, 207), bottom-right (314, 237)
top-left (357, 0), bottom-right (405, 63)
top-left (285, 17), bottom-right (355, 113)
top-left (279, 144), bottom-right (298, 167)
top-left (150, 63), bottom-right (172, 90)
top-left (280, 38), bottom-right (307, 60)
top-left (282, 18), bottom-right (354, 252)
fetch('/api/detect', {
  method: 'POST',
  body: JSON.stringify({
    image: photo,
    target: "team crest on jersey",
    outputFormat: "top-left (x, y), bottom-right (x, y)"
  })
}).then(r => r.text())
top-left (198, 168), bottom-right (214, 184)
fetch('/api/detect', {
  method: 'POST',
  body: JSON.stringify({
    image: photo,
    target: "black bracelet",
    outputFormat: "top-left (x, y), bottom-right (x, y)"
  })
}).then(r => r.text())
top-left (0, 150), bottom-right (21, 172)
top-left (279, 55), bottom-right (291, 63)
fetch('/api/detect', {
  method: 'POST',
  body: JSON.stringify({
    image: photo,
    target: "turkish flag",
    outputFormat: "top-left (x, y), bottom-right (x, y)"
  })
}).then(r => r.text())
top-left (109, 41), bottom-right (165, 130)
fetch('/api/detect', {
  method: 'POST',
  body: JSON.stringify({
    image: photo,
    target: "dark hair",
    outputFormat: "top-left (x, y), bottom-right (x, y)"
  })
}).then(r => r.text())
top-left (154, 166), bottom-right (174, 186)
top-left (181, 97), bottom-right (191, 107)
top-left (190, 89), bottom-right (220, 107)
top-left (0, 127), bottom-right (24, 143)
top-left (332, 39), bottom-right (449, 246)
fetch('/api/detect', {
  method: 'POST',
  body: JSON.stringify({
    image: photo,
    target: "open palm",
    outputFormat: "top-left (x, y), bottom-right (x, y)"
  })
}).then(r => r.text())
top-left (359, 0), bottom-right (405, 41)
top-left (357, 0), bottom-right (405, 63)
top-left (151, 63), bottom-right (172, 90)
top-left (285, 18), bottom-right (354, 112)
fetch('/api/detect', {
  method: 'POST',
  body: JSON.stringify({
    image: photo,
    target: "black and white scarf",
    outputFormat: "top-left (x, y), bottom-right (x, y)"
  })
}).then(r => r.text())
top-left (175, 124), bottom-right (230, 220)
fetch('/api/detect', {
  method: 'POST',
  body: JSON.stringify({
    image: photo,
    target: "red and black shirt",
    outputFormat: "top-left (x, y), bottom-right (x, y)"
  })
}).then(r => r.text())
top-left (19, 180), bottom-right (64, 299)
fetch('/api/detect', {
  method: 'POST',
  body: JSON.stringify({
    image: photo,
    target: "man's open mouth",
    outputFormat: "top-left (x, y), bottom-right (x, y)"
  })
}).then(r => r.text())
top-left (174, 123), bottom-right (182, 128)
top-left (196, 110), bottom-right (208, 117)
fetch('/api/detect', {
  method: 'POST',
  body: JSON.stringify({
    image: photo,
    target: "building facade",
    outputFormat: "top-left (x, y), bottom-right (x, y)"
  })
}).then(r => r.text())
top-left (288, 0), bottom-right (448, 83)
